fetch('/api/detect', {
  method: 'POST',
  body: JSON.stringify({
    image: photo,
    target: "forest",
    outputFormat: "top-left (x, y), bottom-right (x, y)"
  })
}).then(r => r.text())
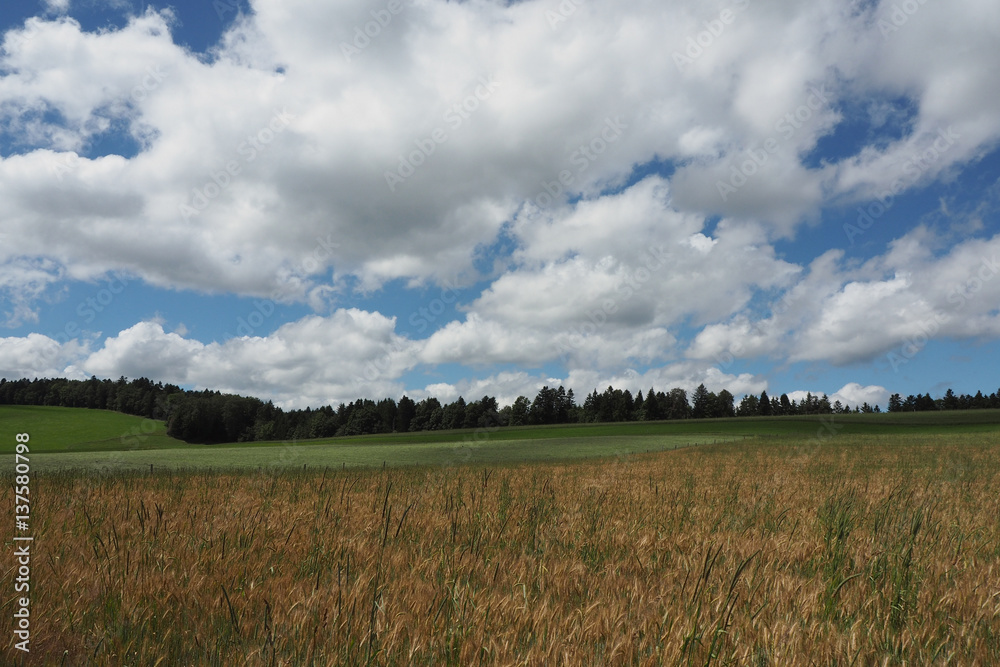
top-left (1, 375), bottom-right (998, 444)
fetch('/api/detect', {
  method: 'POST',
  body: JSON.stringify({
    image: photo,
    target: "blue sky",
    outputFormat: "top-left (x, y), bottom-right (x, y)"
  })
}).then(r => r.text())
top-left (1, 0), bottom-right (999, 409)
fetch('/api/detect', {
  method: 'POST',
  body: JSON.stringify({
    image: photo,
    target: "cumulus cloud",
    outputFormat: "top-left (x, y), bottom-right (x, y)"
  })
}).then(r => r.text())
top-left (420, 177), bottom-right (800, 371)
top-left (2, 0), bottom-right (999, 408)
top-left (43, 0), bottom-right (70, 15)
top-left (0, 333), bottom-right (88, 379)
top-left (66, 311), bottom-right (418, 408)
top-left (830, 383), bottom-right (890, 409)
top-left (785, 383), bottom-right (889, 411)
top-left (0, 257), bottom-right (65, 327)
top-left (688, 229), bottom-right (1000, 368)
top-left (0, 314), bottom-right (768, 410)
top-left (1, 0), bottom-right (997, 304)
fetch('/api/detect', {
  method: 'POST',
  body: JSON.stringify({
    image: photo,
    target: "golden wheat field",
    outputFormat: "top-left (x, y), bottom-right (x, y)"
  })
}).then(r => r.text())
top-left (6, 434), bottom-right (1000, 666)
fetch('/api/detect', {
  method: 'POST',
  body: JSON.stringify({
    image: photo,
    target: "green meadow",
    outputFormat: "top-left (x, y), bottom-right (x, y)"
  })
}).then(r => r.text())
top-left (0, 405), bottom-right (187, 453)
top-left (3, 405), bottom-right (999, 473)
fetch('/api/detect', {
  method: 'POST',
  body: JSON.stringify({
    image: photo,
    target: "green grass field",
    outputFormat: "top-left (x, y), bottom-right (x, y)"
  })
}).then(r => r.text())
top-left (3, 405), bottom-right (1000, 473)
top-left (0, 405), bottom-right (187, 453)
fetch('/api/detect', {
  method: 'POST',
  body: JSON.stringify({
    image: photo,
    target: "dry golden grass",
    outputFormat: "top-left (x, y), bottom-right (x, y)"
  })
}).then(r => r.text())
top-left (6, 434), bottom-right (1000, 665)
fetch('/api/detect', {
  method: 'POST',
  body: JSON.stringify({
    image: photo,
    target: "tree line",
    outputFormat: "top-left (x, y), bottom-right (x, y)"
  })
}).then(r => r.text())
top-left (1, 376), bottom-right (998, 444)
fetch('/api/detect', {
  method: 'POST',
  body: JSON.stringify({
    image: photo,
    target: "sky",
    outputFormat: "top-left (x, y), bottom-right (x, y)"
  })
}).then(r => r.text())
top-left (1, 0), bottom-right (999, 411)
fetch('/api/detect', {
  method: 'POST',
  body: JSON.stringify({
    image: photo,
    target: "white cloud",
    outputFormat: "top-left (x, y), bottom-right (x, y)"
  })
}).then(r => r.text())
top-left (81, 321), bottom-right (203, 381)
top-left (68, 311), bottom-right (419, 408)
top-left (43, 0), bottom-right (71, 15)
top-left (0, 0), bottom-right (995, 309)
top-left (688, 229), bottom-right (1000, 368)
top-left (830, 383), bottom-right (889, 410)
top-left (0, 257), bottom-right (64, 327)
top-left (0, 333), bottom-right (88, 379)
top-left (563, 362), bottom-right (767, 400)
top-left (0, 312), bottom-right (768, 409)
top-left (1, 0), bottom-right (999, 409)
top-left (418, 177), bottom-right (800, 371)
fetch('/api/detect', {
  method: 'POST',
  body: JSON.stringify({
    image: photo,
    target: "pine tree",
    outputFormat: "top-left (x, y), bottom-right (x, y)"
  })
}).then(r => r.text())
top-left (643, 387), bottom-right (660, 420)
top-left (716, 389), bottom-right (735, 417)
top-left (759, 390), bottom-right (772, 416)
top-left (737, 393), bottom-right (759, 417)
top-left (692, 384), bottom-right (713, 419)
